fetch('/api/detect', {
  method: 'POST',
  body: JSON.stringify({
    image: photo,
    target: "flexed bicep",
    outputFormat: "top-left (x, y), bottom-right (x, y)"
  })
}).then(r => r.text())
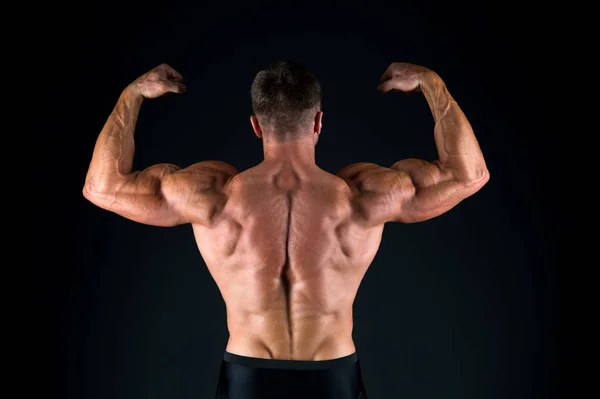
top-left (338, 159), bottom-right (487, 226)
top-left (84, 161), bottom-right (238, 227)
top-left (355, 61), bottom-right (491, 224)
top-left (82, 63), bottom-right (229, 227)
top-left (84, 163), bottom-right (186, 226)
top-left (390, 158), bottom-right (485, 223)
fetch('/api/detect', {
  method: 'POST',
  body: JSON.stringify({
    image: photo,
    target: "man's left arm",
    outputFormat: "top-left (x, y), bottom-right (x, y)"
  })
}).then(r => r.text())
top-left (82, 64), bottom-right (238, 227)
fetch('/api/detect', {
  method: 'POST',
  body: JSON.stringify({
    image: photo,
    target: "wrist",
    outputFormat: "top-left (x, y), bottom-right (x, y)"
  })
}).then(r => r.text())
top-left (419, 70), bottom-right (442, 90)
top-left (122, 83), bottom-right (145, 103)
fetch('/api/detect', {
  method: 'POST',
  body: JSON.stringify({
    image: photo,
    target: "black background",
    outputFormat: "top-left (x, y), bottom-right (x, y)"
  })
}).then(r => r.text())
top-left (28, 1), bottom-right (567, 398)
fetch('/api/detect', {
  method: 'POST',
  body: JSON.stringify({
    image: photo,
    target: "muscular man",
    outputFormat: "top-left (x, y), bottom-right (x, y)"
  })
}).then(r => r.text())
top-left (83, 61), bottom-right (489, 399)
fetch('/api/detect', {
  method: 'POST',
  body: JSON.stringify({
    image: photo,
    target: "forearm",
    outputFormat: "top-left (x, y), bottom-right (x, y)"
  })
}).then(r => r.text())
top-left (84, 85), bottom-right (144, 194)
top-left (419, 72), bottom-right (488, 183)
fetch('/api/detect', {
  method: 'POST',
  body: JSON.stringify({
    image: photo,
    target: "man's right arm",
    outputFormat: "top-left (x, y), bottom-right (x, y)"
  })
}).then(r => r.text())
top-left (337, 63), bottom-right (489, 224)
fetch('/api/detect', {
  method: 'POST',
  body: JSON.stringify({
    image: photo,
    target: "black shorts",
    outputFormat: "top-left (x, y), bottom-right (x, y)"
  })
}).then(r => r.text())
top-left (215, 351), bottom-right (369, 399)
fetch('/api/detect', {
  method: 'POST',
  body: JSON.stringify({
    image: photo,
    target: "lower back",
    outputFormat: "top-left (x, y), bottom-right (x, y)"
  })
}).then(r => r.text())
top-left (225, 280), bottom-right (357, 359)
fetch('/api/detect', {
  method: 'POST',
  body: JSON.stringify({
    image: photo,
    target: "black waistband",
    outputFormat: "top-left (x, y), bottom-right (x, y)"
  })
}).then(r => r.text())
top-left (223, 351), bottom-right (358, 370)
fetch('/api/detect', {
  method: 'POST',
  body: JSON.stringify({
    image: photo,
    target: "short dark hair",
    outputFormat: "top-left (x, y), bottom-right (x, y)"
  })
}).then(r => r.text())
top-left (251, 60), bottom-right (321, 141)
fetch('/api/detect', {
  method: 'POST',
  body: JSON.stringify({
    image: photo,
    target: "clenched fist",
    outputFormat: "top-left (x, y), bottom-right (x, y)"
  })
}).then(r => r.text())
top-left (376, 62), bottom-right (432, 94)
top-left (129, 63), bottom-right (187, 99)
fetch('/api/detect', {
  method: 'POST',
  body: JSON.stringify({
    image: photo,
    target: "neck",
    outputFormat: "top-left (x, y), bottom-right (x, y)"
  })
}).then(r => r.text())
top-left (262, 135), bottom-right (316, 167)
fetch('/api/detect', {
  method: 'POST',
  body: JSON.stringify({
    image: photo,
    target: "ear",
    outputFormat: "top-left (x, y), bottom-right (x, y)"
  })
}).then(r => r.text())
top-left (314, 111), bottom-right (323, 135)
top-left (314, 111), bottom-right (323, 146)
top-left (250, 115), bottom-right (263, 138)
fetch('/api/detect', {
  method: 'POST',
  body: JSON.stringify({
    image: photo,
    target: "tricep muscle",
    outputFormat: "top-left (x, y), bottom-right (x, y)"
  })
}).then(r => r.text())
top-left (338, 159), bottom-right (488, 225)
top-left (83, 161), bottom-right (238, 227)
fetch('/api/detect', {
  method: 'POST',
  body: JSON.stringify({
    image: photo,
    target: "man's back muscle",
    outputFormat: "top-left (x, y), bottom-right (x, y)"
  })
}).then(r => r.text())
top-left (191, 163), bottom-right (385, 360)
top-left (83, 61), bottom-right (489, 365)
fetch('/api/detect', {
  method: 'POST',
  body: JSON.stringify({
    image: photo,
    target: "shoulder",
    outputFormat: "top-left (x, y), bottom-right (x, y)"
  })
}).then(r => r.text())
top-left (178, 160), bottom-right (240, 185)
top-left (335, 162), bottom-right (381, 181)
top-left (335, 162), bottom-right (382, 191)
top-left (164, 160), bottom-right (240, 195)
top-left (184, 160), bottom-right (240, 176)
top-left (336, 162), bottom-right (410, 193)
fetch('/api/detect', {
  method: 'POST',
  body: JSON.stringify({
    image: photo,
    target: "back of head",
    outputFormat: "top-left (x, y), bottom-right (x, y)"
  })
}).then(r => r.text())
top-left (251, 60), bottom-right (322, 142)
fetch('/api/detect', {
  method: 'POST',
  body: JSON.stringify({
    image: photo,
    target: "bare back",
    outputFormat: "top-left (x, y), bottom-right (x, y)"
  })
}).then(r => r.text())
top-left (83, 62), bottom-right (489, 363)
top-left (192, 163), bottom-right (384, 360)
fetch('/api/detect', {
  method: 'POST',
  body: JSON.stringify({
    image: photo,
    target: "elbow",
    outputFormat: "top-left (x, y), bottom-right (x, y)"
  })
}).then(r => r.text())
top-left (82, 178), bottom-right (114, 202)
top-left (472, 165), bottom-right (490, 184)
top-left (82, 183), bottom-right (97, 202)
top-left (82, 184), bottom-right (90, 200)
top-left (82, 181), bottom-right (115, 211)
top-left (453, 165), bottom-right (489, 189)
top-left (82, 181), bottom-right (99, 203)
top-left (463, 166), bottom-right (490, 189)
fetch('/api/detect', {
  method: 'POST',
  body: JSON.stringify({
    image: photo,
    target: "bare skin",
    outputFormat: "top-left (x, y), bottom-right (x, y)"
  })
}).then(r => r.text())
top-left (83, 62), bottom-right (489, 361)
